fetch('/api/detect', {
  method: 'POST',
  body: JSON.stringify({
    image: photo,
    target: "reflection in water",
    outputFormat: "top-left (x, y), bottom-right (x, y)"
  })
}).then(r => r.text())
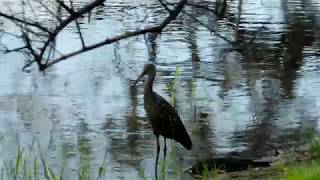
top-left (78, 119), bottom-right (92, 178)
top-left (0, 0), bottom-right (320, 179)
top-left (124, 87), bottom-right (140, 164)
top-left (229, 0), bottom-right (319, 157)
top-left (280, 8), bottom-right (315, 99)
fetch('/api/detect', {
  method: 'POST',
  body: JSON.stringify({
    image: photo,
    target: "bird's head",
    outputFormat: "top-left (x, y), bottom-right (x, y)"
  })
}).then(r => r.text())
top-left (133, 61), bottom-right (156, 86)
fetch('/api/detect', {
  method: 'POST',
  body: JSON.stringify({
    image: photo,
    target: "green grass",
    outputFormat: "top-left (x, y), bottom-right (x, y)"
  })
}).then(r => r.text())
top-left (97, 148), bottom-right (108, 180)
top-left (0, 138), bottom-right (108, 180)
top-left (201, 162), bottom-right (210, 178)
top-left (284, 161), bottom-right (320, 180)
top-left (138, 166), bottom-right (147, 180)
top-left (4, 128), bottom-right (320, 180)
top-left (0, 141), bottom-right (59, 180)
top-left (167, 65), bottom-right (180, 106)
top-left (196, 162), bottom-right (224, 180)
top-left (189, 133), bottom-right (320, 180)
top-left (283, 132), bottom-right (320, 180)
top-left (305, 128), bottom-right (320, 158)
top-left (309, 138), bottom-right (320, 158)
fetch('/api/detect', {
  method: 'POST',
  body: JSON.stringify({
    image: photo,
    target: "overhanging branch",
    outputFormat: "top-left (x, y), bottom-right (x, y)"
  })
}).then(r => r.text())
top-left (46, 0), bottom-right (188, 68)
top-left (1, 0), bottom-right (188, 71)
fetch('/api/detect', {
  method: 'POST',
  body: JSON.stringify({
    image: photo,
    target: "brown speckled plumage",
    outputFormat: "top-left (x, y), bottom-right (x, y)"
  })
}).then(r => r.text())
top-left (144, 91), bottom-right (192, 149)
top-left (134, 62), bottom-right (192, 178)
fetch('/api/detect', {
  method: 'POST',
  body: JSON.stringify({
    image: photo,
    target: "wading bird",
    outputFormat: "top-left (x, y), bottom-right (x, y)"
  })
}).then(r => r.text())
top-left (133, 61), bottom-right (192, 178)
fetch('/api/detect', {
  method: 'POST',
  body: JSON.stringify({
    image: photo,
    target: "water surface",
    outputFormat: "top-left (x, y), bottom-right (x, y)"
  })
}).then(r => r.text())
top-left (0, 0), bottom-right (320, 179)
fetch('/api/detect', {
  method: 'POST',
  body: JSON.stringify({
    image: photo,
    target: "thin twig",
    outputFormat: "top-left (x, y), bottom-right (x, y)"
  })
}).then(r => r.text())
top-left (158, 0), bottom-right (173, 15)
top-left (56, 0), bottom-right (74, 15)
top-left (2, 0), bottom-right (188, 71)
top-left (38, 0), bottom-right (105, 61)
top-left (35, 0), bottom-right (63, 23)
top-left (46, 0), bottom-right (188, 68)
top-left (0, 12), bottom-right (52, 34)
top-left (24, 0), bottom-right (38, 21)
top-left (182, 10), bottom-right (235, 45)
top-left (69, 0), bottom-right (86, 48)
top-left (0, 29), bottom-right (21, 38)
top-left (4, 46), bottom-right (28, 53)
top-left (46, 26), bottom-right (163, 67)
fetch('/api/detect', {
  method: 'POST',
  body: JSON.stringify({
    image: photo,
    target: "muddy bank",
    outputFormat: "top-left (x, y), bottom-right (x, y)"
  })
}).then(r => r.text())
top-left (186, 142), bottom-right (316, 179)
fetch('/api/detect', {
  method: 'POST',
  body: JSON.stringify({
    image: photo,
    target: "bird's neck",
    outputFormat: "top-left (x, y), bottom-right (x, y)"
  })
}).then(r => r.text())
top-left (144, 75), bottom-right (154, 94)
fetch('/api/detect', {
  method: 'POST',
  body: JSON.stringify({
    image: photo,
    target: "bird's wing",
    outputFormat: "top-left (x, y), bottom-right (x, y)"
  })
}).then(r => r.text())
top-left (152, 93), bottom-right (192, 149)
top-left (153, 93), bottom-right (180, 121)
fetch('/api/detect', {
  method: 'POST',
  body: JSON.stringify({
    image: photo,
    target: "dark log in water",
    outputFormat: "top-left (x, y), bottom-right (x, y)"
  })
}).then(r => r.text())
top-left (187, 157), bottom-right (271, 175)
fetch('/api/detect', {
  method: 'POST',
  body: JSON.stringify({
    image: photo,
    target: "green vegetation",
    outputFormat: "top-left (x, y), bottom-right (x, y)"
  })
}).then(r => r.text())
top-left (138, 166), bottom-right (147, 180)
top-left (200, 162), bottom-right (221, 179)
top-left (96, 148), bottom-right (108, 180)
top-left (1, 133), bottom-right (320, 180)
top-left (284, 161), bottom-right (320, 180)
top-left (201, 162), bottom-right (209, 178)
top-left (2, 124), bottom-right (320, 180)
top-left (191, 106), bottom-right (201, 135)
top-left (309, 137), bottom-right (320, 158)
top-left (269, 133), bottom-right (320, 180)
top-left (1, 143), bottom-right (51, 180)
top-left (0, 138), bottom-right (107, 180)
top-left (282, 131), bottom-right (320, 180)
top-left (167, 65), bottom-right (180, 106)
top-left (193, 132), bottom-right (320, 180)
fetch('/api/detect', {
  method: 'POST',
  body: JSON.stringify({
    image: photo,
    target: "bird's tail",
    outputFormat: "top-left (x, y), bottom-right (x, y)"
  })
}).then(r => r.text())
top-left (175, 126), bottom-right (192, 150)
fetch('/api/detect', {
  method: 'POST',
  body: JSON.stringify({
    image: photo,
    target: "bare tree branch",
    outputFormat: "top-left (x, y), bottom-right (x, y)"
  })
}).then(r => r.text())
top-left (47, 0), bottom-right (188, 68)
top-left (56, 0), bottom-right (74, 15)
top-left (1, 0), bottom-right (190, 71)
top-left (35, 0), bottom-right (63, 23)
top-left (0, 12), bottom-right (52, 34)
top-left (0, 29), bottom-right (21, 38)
top-left (38, 0), bottom-right (106, 63)
top-left (0, 0), bottom-right (254, 72)
top-left (4, 46), bottom-right (28, 53)
top-left (69, 0), bottom-right (86, 48)
top-left (158, 0), bottom-right (173, 15)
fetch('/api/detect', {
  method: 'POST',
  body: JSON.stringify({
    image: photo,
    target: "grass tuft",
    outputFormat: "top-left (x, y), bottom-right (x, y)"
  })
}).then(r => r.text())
top-left (0, 136), bottom-right (109, 180)
top-left (309, 138), bottom-right (320, 158)
top-left (285, 161), bottom-right (320, 180)
top-left (167, 65), bottom-right (180, 106)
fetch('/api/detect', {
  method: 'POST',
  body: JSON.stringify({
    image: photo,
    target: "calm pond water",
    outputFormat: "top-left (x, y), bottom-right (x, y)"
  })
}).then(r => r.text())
top-left (0, 0), bottom-right (320, 179)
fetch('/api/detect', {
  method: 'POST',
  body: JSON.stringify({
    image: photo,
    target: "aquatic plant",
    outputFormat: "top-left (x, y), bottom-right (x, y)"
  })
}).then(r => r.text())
top-left (138, 166), bottom-right (147, 180)
top-left (0, 137), bottom-right (55, 180)
top-left (191, 105), bottom-right (201, 135)
top-left (201, 162), bottom-right (209, 178)
top-left (167, 65), bottom-right (180, 106)
top-left (96, 148), bottom-right (108, 180)
top-left (159, 159), bottom-right (166, 179)
top-left (198, 162), bottom-right (224, 179)
top-left (0, 138), bottom-right (108, 180)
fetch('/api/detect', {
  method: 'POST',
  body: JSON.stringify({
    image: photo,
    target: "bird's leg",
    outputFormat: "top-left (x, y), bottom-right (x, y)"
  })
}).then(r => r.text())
top-left (162, 137), bottom-right (167, 180)
top-left (164, 138), bottom-right (167, 159)
top-left (155, 136), bottom-right (160, 180)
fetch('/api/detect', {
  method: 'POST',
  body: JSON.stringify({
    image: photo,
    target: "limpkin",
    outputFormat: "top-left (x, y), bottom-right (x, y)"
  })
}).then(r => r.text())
top-left (133, 61), bottom-right (192, 177)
